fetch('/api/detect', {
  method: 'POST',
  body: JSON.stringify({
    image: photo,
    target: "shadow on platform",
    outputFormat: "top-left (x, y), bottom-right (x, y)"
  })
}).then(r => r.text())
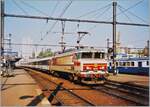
top-left (20, 95), bottom-right (34, 99)
top-left (1, 83), bottom-right (37, 91)
top-left (25, 93), bottom-right (45, 106)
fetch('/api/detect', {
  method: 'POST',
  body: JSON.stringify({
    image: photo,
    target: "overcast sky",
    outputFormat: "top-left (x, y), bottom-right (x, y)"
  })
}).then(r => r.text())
top-left (4, 0), bottom-right (150, 57)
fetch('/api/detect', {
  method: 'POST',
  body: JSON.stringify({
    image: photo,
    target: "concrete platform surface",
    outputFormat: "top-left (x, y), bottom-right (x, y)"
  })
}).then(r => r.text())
top-left (0, 68), bottom-right (51, 106)
top-left (107, 73), bottom-right (149, 87)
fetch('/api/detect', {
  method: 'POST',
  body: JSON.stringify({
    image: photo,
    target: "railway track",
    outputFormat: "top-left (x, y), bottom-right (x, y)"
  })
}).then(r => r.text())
top-left (23, 67), bottom-right (149, 106)
top-left (24, 68), bottom-right (95, 106)
top-left (91, 80), bottom-right (149, 106)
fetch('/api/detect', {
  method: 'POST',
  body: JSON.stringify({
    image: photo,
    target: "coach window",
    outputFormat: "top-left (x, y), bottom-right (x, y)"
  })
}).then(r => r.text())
top-left (147, 61), bottom-right (149, 66)
top-left (138, 61), bottom-right (142, 67)
top-left (115, 62), bottom-right (118, 67)
top-left (127, 62), bottom-right (130, 67)
top-left (131, 62), bottom-right (134, 66)
top-left (119, 62), bottom-right (122, 66)
top-left (123, 62), bottom-right (126, 66)
top-left (81, 52), bottom-right (92, 58)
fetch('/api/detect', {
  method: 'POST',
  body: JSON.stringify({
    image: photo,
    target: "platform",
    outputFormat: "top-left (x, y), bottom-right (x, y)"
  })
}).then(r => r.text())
top-left (107, 73), bottom-right (149, 87)
top-left (0, 68), bottom-right (51, 106)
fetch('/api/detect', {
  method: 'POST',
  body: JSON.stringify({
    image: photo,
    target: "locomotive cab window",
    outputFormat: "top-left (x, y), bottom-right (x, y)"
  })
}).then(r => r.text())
top-left (101, 53), bottom-right (105, 59)
top-left (94, 52), bottom-right (100, 58)
top-left (81, 52), bottom-right (92, 58)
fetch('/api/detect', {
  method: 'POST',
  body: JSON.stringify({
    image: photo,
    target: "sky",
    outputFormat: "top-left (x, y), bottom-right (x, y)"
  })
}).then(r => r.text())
top-left (4, 0), bottom-right (150, 57)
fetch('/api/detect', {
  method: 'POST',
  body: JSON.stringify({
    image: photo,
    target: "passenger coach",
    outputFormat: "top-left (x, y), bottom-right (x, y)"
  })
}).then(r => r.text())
top-left (108, 57), bottom-right (149, 75)
top-left (24, 48), bottom-right (109, 84)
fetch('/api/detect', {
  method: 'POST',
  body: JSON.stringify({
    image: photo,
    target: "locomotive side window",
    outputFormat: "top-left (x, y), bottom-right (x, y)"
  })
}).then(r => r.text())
top-left (81, 52), bottom-right (92, 58)
top-left (76, 53), bottom-right (81, 59)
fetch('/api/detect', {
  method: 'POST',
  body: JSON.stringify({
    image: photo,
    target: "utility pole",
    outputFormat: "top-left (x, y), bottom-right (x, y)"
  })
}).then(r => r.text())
top-left (59, 21), bottom-right (66, 52)
top-left (4, 33), bottom-right (12, 56)
top-left (107, 38), bottom-right (109, 60)
top-left (112, 1), bottom-right (117, 75)
top-left (0, 0), bottom-right (4, 71)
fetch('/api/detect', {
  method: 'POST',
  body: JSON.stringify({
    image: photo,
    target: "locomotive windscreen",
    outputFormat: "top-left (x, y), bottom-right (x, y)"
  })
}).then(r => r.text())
top-left (81, 52), bottom-right (105, 59)
top-left (81, 52), bottom-right (92, 58)
top-left (94, 52), bottom-right (105, 59)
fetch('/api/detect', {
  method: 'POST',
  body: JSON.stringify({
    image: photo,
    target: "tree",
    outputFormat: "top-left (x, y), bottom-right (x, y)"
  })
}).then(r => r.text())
top-left (37, 49), bottom-right (53, 58)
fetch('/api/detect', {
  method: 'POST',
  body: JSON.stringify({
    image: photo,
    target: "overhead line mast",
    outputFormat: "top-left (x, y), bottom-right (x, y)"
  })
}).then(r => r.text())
top-left (112, 1), bottom-right (117, 75)
top-left (0, 0), bottom-right (4, 72)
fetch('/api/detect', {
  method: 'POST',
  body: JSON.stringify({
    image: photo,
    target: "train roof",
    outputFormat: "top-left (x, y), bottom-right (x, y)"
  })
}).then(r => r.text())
top-left (54, 48), bottom-right (105, 58)
top-left (26, 48), bottom-right (105, 63)
top-left (27, 56), bottom-right (52, 63)
top-left (115, 57), bottom-right (149, 61)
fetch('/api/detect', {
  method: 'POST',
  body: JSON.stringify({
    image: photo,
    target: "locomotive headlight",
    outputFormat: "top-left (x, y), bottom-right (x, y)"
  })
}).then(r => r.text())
top-left (86, 66), bottom-right (90, 69)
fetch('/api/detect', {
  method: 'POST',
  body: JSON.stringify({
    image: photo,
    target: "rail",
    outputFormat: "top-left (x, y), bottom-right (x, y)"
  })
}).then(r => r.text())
top-left (91, 80), bottom-right (149, 106)
top-left (24, 67), bottom-right (95, 106)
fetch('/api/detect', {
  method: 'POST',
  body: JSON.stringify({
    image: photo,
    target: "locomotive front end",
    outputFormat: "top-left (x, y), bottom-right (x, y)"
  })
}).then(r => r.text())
top-left (74, 49), bottom-right (109, 84)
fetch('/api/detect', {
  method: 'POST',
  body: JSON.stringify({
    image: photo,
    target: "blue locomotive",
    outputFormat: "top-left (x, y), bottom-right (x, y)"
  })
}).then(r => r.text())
top-left (108, 57), bottom-right (149, 75)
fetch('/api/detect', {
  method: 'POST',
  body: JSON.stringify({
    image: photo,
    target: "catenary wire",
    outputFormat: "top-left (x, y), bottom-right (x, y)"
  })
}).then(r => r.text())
top-left (117, 5), bottom-right (133, 23)
top-left (50, 1), bottom-right (60, 17)
top-left (13, 0), bottom-right (28, 15)
top-left (86, 6), bottom-right (111, 31)
top-left (72, 4), bottom-right (111, 33)
top-left (40, 0), bottom-right (73, 42)
top-left (106, 0), bottom-right (144, 21)
top-left (118, 4), bottom-right (148, 23)
top-left (19, 0), bottom-right (49, 16)
top-left (36, 1), bottom-right (60, 40)
top-left (76, 3), bottom-right (111, 18)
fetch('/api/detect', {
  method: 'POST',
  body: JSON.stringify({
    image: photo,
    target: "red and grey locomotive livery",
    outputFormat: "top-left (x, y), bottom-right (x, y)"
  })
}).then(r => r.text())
top-left (50, 48), bottom-right (108, 83)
